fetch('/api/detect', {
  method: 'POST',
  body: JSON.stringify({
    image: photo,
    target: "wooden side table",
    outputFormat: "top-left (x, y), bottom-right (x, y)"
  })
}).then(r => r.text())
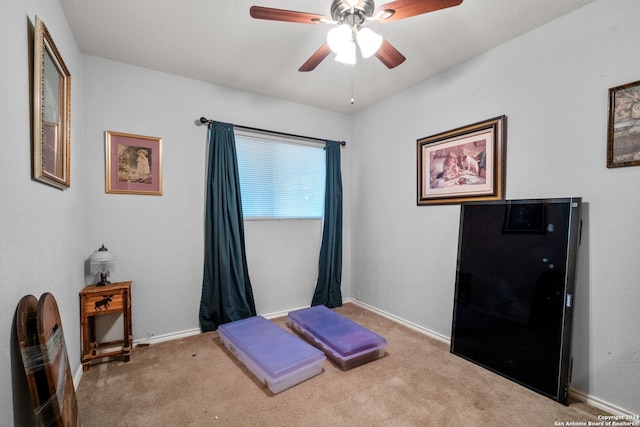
top-left (79, 281), bottom-right (132, 371)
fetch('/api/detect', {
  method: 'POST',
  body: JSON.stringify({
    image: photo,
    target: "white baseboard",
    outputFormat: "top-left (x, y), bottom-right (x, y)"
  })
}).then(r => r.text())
top-left (569, 388), bottom-right (639, 418)
top-left (73, 364), bottom-right (83, 390)
top-left (72, 298), bottom-right (636, 418)
top-left (261, 304), bottom-right (310, 320)
top-left (133, 328), bottom-right (201, 347)
top-left (346, 298), bottom-right (451, 344)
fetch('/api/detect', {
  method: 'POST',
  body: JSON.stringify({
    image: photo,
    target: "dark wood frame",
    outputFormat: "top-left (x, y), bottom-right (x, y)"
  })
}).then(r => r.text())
top-left (417, 116), bottom-right (506, 205)
top-left (607, 79), bottom-right (640, 168)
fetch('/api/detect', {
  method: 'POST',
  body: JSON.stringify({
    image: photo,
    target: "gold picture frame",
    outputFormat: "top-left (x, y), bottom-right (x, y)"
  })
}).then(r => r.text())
top-left (33, 16), bottom-right (71, 189)
top-left (417, 116), bottom-right (506, 205)
top-left (607, 79), bottom-right (640, 168)
top-left (105, 131), bottom-right (163, 196)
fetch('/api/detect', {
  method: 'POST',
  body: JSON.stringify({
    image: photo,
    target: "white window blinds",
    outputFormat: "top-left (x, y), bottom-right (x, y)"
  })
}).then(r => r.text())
top-left (235, 131), bottom-right (325, 219)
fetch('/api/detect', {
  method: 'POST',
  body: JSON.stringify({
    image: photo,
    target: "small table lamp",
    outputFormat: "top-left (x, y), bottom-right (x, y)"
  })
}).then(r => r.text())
top-left (90, 244), bottom-right (115, 286)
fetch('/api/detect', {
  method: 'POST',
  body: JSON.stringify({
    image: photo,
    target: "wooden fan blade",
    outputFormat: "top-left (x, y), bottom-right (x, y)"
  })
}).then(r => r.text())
top-left (374, 39), bottom-right (406, 69)
top-left (299, 43), bottom-right (332, 72)
top-left (376, 0), bottom-right (463, 22)
top-left (250, 6), bottom-right (327, 24)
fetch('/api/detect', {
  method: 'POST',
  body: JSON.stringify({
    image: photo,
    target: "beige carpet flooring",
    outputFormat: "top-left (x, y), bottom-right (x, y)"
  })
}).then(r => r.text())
top-left (76, 303), bottom-right (606, 426)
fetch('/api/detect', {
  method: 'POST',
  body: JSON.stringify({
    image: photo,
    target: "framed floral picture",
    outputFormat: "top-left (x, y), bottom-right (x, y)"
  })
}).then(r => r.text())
top-left (105, 131), bottom-right (163, 195)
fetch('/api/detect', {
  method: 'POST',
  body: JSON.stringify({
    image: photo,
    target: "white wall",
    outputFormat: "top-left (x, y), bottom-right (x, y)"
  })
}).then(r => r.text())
top-left (1, 0), bottom-right (85, 425)
top-left (80, 55), bottom-right (352, 339)
top-left (351, 0), bottom-right (639, 415)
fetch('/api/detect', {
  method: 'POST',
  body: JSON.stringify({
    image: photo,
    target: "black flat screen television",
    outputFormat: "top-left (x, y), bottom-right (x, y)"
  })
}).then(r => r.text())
top-left (450, 197), bottom-right (582, 405)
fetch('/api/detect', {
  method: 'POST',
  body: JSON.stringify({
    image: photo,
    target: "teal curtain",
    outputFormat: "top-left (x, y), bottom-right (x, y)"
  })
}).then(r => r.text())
top-left (199, 121), bottom-right (256, 332)
top-left (311, 140), bottom-right (343, 308)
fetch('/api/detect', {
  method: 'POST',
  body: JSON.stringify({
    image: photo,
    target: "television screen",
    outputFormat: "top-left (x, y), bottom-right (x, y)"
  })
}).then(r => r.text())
top-left (450, 198), bottom-right (582, 404)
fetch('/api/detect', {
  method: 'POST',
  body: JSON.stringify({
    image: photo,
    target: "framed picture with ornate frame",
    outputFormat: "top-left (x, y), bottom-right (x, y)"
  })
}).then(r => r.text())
top-left (607, 79), bottom-right (640, 168)
top-left (33, 16), bottom-right (71, 190)
top-left (105, 131), bottom-right (163, 196)
top-left (417, 116), bottom-right (506, 205)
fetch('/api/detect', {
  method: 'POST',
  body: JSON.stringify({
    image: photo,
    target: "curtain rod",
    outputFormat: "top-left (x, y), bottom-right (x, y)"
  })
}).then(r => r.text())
top-left (198, 117), bottom-right (346, 146)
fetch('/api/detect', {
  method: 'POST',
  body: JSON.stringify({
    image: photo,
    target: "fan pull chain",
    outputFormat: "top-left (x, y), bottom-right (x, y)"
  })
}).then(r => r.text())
top-left (350, 65), bottom-right (355, 104)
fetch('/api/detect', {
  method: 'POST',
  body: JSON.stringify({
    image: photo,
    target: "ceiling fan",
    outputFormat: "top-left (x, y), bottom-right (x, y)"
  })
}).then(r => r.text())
top-left (249, 0), bottom-right (463, 72)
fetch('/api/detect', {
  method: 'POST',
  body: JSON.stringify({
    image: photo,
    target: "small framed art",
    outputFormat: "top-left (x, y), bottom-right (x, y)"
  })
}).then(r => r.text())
top-left (607, 80), bottom-right (640, 168)
top-left (417, 116), bottom-right (506, 205)
top-left (105, 131), bottom-right (163, 195)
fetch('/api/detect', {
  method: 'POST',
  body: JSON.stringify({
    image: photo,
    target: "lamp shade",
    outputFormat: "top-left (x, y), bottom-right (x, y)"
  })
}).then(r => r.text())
top-left (357, 28), bottom-right (383, 58)
top-left (327, 24), bottom-right (352, 54)
top-left (90, 244), bottom-right (115, 286)
top-left (334, 40), bottom-right (357, 65)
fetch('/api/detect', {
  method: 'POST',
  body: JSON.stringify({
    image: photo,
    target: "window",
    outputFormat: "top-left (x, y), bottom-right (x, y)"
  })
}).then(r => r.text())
top-left (235, 131), bottom-right (326, 219)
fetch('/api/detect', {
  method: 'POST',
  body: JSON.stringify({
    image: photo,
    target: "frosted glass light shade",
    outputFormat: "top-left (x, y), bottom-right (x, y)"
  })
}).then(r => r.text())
top-left (357, 28), bottom-right (383, 58)
top-left (327, 24), bottom-right (352, 54)
top-left (334, 40), bottom-right (356, 65)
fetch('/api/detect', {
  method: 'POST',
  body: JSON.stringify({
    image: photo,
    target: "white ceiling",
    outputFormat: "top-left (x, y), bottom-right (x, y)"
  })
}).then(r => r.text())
top-left (58, 0), bottom-right (594, 114)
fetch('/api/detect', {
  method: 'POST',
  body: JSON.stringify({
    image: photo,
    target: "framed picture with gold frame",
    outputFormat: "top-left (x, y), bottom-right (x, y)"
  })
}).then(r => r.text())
top-left (33, 16), bottom-right (71, 189)
top-left (105, 131), bottom-right (163, 196)
top-left (417, 116), bottom-right (506, 205)
top-left (607, 80), bottom-right (640, 168)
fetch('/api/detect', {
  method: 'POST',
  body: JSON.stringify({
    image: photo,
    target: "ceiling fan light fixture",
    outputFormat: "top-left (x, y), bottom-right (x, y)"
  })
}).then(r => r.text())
top-left (357, 27), bottom-right (383, 58)
top-left (327, 24), bottom-right (352, 53)
top-left (251, 0), bottom-right (463, 72)
top-left (334, 40), bottom-right (356, 65)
